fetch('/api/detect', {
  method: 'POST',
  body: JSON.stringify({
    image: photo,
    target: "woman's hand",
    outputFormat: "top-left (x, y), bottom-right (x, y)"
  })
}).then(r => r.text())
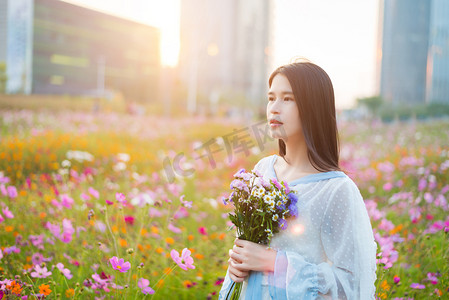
top-left (228, 238), bottom-right (277, 282)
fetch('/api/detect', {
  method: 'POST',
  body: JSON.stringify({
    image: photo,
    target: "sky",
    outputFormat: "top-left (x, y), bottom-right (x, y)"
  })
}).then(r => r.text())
top-left (63, 0), bottom-right (379, 109)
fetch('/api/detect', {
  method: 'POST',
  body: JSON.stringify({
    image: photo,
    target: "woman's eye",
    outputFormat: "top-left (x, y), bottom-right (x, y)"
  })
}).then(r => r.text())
top-left (284, 97), bottom-right (293, 101)
top-left (268, 97), bottom-right (275, 102)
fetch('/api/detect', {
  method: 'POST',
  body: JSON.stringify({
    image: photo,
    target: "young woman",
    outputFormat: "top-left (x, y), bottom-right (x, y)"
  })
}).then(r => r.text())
top-left (219, 61), bottom-right (377, 299)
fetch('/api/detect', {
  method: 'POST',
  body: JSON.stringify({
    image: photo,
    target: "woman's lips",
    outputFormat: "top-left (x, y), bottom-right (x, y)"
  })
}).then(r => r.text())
top-left (269, 119), bottom-right (283, 127)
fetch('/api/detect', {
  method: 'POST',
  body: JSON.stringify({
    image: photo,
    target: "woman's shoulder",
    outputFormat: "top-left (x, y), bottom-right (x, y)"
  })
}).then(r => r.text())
top-left (325, 174), bottom-right (364, 208)
top-left (252, 154), bottom-right (276, 173)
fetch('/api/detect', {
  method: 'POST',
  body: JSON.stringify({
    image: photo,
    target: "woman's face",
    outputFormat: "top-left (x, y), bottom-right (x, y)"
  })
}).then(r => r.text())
top-left (266, 74), bottom-right (302, 142)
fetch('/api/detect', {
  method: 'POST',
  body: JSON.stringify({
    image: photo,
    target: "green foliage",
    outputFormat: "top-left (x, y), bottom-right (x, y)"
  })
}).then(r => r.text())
top-left (357, 95), bottom-right (383, 117)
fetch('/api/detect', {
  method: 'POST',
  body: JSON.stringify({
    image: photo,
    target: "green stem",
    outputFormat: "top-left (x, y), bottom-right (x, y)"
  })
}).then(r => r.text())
top-left (150, 264), bottom-right (178, 299)
top-left (105, 206), bottom-right (119, 257)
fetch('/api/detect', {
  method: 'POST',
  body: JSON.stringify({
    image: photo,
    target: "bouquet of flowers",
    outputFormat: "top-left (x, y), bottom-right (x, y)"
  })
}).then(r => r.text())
top-left (223, 168), bottom-right (299, 300)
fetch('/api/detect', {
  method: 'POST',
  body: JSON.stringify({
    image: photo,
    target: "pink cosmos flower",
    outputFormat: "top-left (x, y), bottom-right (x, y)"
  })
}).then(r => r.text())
top-left (2, 207), bottom-right (14, 219)
top-left (60, 194), bottom-right (74, 208)
top-left (116, 193), bottom-right (126, 204)
top-left (88, 187), bottom-right (100, 199)
top-left (383, 182), bottom-right (393, 191)
top-left (410, 283), bottom-right (425, 289)
top-left (105, 199), bottom-right (114, 205)
top-left (7, 186), bottom-right (18, 198)
top-left (56, 263), bottom-right (73, 279)
top-left (418, 178), bottom-right (427, 191)
top-left (170, 248), bottom-right (195, 271)
top-left (173, 207), bottom-right (189, 219)
top-left (51, 199), bottom-right (63, 210)
top-left (0, 249), bottom-right (3, 260)
top-left (109, 256), bottom-right (131, 273)
top-left (179, 195), bottom-right (192, 208)
top-left (198, 227), bottom-right (207, 235)
top-left (30, 265), bottom-right (52, 278)
top-left (138, 278), bottom-right (155, 295)
top-left (81, 192), bottom-right (91, 201)
top-left (0, 213), bottom-right (4, 223)
top-left (427, 272), bottom-right (438, 285)
top-left (168, 223), bottom-right (182, 234)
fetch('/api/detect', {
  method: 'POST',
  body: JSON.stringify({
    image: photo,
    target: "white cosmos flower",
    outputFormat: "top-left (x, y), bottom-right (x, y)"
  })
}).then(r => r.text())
top-left (117, 153), bottom-right (130, 162)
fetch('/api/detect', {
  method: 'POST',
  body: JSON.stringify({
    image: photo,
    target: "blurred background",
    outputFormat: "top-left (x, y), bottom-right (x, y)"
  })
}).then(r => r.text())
top-left (0, 2), bottom-right (448, 299)
top-left (1, 0), bottom-right (448, 120)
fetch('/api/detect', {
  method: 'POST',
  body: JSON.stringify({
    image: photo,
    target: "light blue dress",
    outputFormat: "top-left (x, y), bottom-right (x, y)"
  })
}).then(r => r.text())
top-left (219, 155), bottom-right (377, 300)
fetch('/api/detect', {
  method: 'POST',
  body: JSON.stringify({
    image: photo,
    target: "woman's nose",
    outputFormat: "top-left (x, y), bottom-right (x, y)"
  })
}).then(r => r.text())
top-left (268, 99), bottom-right (281, 114)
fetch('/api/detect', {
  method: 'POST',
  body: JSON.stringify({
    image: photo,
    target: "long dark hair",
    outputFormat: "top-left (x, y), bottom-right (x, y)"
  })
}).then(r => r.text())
top-left (268, 61), bottom-right (341, 172)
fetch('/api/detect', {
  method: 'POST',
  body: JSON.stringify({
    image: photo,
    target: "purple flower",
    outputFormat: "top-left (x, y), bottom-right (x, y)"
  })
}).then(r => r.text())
top-left (393, 275), bottom-right (400, 284)
top-left (410, 283), bottom-right (425, 289)
top-left (288, 192), bottom-right (298, 204)
top-left (233, 168), bottom-right (246, 178)
top-left (109, 256), bottom-right (131, 273)
top-left (116, 193), bottom-right (126, 204)
top-left (56, 263), bottom-right (73, 279)
top-left (60, 194), bottom-right (74, 208)
top-left (170, 248), bottom-right (195, 271)
top-left (271, 179), bottom-right (282, 190)
top-left (30, 265), bottom-right (52, 278)
top-left (138, 278), bottom-right (155, 295)
top-left (7, 186), bottom-right (18, 198)
top-left (427, 272), bottom-right (438, 285)
top-left (32, 253), bottom-right (45, 265)
top-left (279, 218), bottom-right (288, 230)
top-left (4, 245), bottom-right (20, 254)
top-left (288, 203), bottom-right (298, 217)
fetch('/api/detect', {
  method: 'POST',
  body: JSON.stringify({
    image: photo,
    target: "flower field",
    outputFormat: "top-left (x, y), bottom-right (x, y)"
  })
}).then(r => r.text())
top-left (0, 108), bottom-right (448, 299)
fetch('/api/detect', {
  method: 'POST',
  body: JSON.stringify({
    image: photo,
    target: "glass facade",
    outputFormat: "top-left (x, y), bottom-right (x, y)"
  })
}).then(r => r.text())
top-left (32, 0), bottom-right (160, 101)
top-left (379, 0), bottom-right (449, 105)
top-left (379, 0), bottom-right (431, 104)
top-left (427, 0), bottom-right (449, 104)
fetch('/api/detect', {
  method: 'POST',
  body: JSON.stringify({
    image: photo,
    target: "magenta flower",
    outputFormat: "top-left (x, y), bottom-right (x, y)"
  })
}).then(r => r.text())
top-left (56, 263), bottom-right (73, 279)
top-left (105, 199), bottom-right (114, 205)
top-left (138, 278), bottom-right (155, 295)
top-left (109, 256), bottom-right (131, 273)
top-left (30, 265), bottom-right (52, 278)
top-left (410, 283), bottom-right (425, 289)
top-left (170, 248), bottom-right (195, 271)
top-left (124, 216), bottom-right (134, 225)
top-left (198, 227), bottom-right (207, 235)
top-left (393, 275), bottom-right (400, 284)
top-left (0, 213), bottom-right (4, 223)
